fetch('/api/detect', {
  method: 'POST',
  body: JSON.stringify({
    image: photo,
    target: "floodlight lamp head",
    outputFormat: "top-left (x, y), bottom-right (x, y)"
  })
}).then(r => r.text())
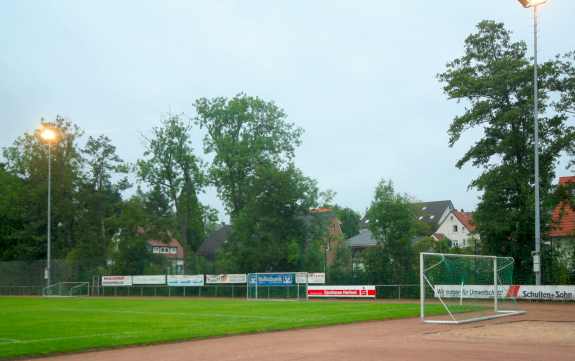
top-left (518, 0), bottom-right (548, 8)
top-left (38, 123), bottom-right (60, 144)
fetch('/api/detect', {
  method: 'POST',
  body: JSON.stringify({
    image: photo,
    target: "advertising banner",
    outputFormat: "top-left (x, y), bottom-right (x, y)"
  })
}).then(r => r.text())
top-left (205, 274), bottom-right (247, 284)
top-left (434, 285), bottom-right (575, 301)
top-left (307, 273), bottom-right (326, 284)
top-left (167, 275), bottom-right (204, 287)
top-left (307, 285), bottom-right (376, 298)
top-left (132, 275), bottom-right (166, 285)
top-left (295, 272), bottom-right (308, 284)
top-left (434, 285), bottom-right (507, 299)
top-left (508, 285), bottom-right (575, 300)
top-left (248, 273), bottom-right (294, 286)
top-left (102, 275), bottom-right (132, 287)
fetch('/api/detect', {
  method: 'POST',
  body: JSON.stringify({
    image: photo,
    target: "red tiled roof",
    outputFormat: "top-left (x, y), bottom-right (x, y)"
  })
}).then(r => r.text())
top-left (310, 207), bottom-right (333, 213)
top-left (453, 211), bottom-right (476, 233)
top-left (549, 176), bottom-right (575, 238)
top-left (147, 238), bottom-right (185, 259)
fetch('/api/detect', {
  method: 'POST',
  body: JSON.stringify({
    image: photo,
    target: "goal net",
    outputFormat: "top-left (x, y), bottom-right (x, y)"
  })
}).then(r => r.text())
top-left (247, 272), bottom-right (308, 300)
top-left (420, 252), bottom-right (525, 324)
top-left (43, 282), bottom-right (89, 297)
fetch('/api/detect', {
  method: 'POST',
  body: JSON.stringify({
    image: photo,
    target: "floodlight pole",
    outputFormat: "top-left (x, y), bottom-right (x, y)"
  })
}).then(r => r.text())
top-left (46, 142), bottom-right (52, 289)
top-left (532, 4), bottom-right (542, 286)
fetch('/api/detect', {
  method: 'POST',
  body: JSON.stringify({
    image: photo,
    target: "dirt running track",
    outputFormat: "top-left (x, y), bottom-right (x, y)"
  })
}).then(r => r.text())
top-left (27, 303), bottom-right (575, 361)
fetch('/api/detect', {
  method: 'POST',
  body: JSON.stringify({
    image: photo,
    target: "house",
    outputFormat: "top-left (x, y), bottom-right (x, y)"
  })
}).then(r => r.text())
top-left (548, 176), bottom-right (575, 268)
top-left (196, 224), bottom-right (232, 261)
top-left (432, 209), bottom-right (479, 248)
top-left (346, 228), bottom-right (377, 271)
top-left (345, 200), bottom-right (456, 270)
top-left (147, 238), bottom-right (185, 274)
top-left (346, 200), bottom-right (455, 252)
top-left (304, 207), bottom-right (344, 265)
top-left (413, 200), bottom-right (455, 233)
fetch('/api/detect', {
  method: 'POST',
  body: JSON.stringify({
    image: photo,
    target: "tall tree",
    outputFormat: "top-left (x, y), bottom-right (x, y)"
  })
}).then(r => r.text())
top-left (438, 21), bottom-right (575, 282)
top-left (195, 94), bottom-right (303, 217)
top-left (138, 114), bottom-right (207, 251)
top-left (68, 135), bottom-right (130, 278)
top-left (366, 180), bottom-right (417, 284)
top-left (334, 207), bottom-right (361, 239)
top-left (2, 116), bottom-right (83, 259)
top-left (222, 163), bottom-right (318, 272)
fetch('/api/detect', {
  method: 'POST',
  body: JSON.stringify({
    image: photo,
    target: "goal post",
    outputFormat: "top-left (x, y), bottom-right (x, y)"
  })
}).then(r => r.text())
top-left (43, 282), bottom-right (90, 297)
top-left (420, 252), bottom-right (525, 324)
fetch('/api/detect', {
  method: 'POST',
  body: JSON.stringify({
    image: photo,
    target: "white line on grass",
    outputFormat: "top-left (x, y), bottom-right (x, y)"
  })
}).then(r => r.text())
top-left (0, 331), bottom-right (143, 346)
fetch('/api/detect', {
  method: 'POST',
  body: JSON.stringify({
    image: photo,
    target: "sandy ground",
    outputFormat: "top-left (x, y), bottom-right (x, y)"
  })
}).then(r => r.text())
top-left (24, 303), bottom-right (575, 361)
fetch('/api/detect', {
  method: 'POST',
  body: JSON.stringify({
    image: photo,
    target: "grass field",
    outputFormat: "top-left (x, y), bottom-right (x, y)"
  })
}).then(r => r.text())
top-left (0, 297), bottom-right (461, 359)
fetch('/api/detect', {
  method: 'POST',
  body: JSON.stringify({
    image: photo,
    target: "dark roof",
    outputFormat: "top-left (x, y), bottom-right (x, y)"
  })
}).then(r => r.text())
top-left (197, 225), bottom-right (232, 260)
top-left (413, 200), bottom-right (454, 232)
top-left (345, 228), bottom-right (377, 248)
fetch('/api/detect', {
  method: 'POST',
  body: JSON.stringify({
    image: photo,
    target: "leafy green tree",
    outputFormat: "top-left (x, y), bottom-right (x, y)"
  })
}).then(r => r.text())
top-left (138, 114), bottom-right (207, 251)
top-left (195, 94), bottom-right (303, 217)
top-left (0, 165), bottom-right (27, 260)
top-left (334, 207), bottom-right (361, 239)
top-left (366, 179), bottom-right (417, 284)
top-left (2, 116), bottom-right (83, 260)
top-left (327, 243), bottom-right (352, 284)
top-left (438, 21), bottom-right (575, 282)
top-left (223, 163), bottom-right (318, 272)
top-left (69, 135), bottom-right (130, 279)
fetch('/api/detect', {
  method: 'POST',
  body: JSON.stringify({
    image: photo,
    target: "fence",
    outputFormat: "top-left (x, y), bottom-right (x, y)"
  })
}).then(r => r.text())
top-left (0, 284), bottom-right (422, 299)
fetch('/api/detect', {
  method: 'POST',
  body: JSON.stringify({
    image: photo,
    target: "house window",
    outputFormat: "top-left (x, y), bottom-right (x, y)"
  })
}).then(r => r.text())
top-left (170, 247), bottom-right (177, 254)
top-left (152, 247), bottom-right (159, 253)
top-left (453, 225), bottom-right (458, 232)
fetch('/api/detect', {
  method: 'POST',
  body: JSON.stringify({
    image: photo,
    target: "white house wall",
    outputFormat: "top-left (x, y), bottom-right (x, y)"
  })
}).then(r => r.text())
top-left (435, 213), bottom-right (478, 247)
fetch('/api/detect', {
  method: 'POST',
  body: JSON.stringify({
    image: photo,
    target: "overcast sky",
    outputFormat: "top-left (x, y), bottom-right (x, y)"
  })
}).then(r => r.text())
top-left (2, 0), bottom-right (574, 220)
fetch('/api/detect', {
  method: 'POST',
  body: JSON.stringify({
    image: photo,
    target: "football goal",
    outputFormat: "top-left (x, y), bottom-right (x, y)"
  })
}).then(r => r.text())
top-left (420, 252), bottom-right (525, 324)
top-left (43, 282), bottom-right (90, 297)
top-left (246, 272), bottom-right (308, 300)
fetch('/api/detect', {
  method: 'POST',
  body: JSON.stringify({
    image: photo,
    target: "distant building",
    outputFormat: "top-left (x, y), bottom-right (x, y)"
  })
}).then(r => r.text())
top-left (147, 238), bottom-right (185, 274)
top-left (197, 225), bottom-right (232, 261)
top-left (433, 209), bottom-right (479, 248)
top-left (548, 176), bottom-right (575, 269)
top-left (413, 200), bottom-right (455, 233)
top-left (304, 207), bottom-right (344, 266)
top-left (346, 200), bottom-right (456, 270)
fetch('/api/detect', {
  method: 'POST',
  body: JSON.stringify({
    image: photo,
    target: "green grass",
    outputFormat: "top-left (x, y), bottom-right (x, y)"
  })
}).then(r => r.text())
top-left (0, 297), bottom-right (461, 359)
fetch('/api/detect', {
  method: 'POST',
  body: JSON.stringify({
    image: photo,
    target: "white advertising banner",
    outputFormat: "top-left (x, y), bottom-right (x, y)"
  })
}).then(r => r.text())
top-left (307, 285), bottom-right (376, 298)
top-left (307, 273), bottom-right (326, 284)
top-left (102, 275), bottom-right (132, 287)
top-left (510, 285), bottom-right (575, 300)
top-left (132, 275), bottom-right (166, 285)
top-left (434, 285), bottom-right (575, 301)
top-left (295, 272), bottom-right (308, 284)
top-left (205, 274), bottom-right (247, 284)
top-left (434, 285), bottom-right (507, 299)
top-left (167, 275), bottom-right (204, 287)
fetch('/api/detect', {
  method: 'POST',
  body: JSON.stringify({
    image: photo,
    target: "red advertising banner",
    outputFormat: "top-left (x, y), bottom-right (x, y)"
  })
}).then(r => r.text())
top-left (307, 285), bottom-right (376, 298)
